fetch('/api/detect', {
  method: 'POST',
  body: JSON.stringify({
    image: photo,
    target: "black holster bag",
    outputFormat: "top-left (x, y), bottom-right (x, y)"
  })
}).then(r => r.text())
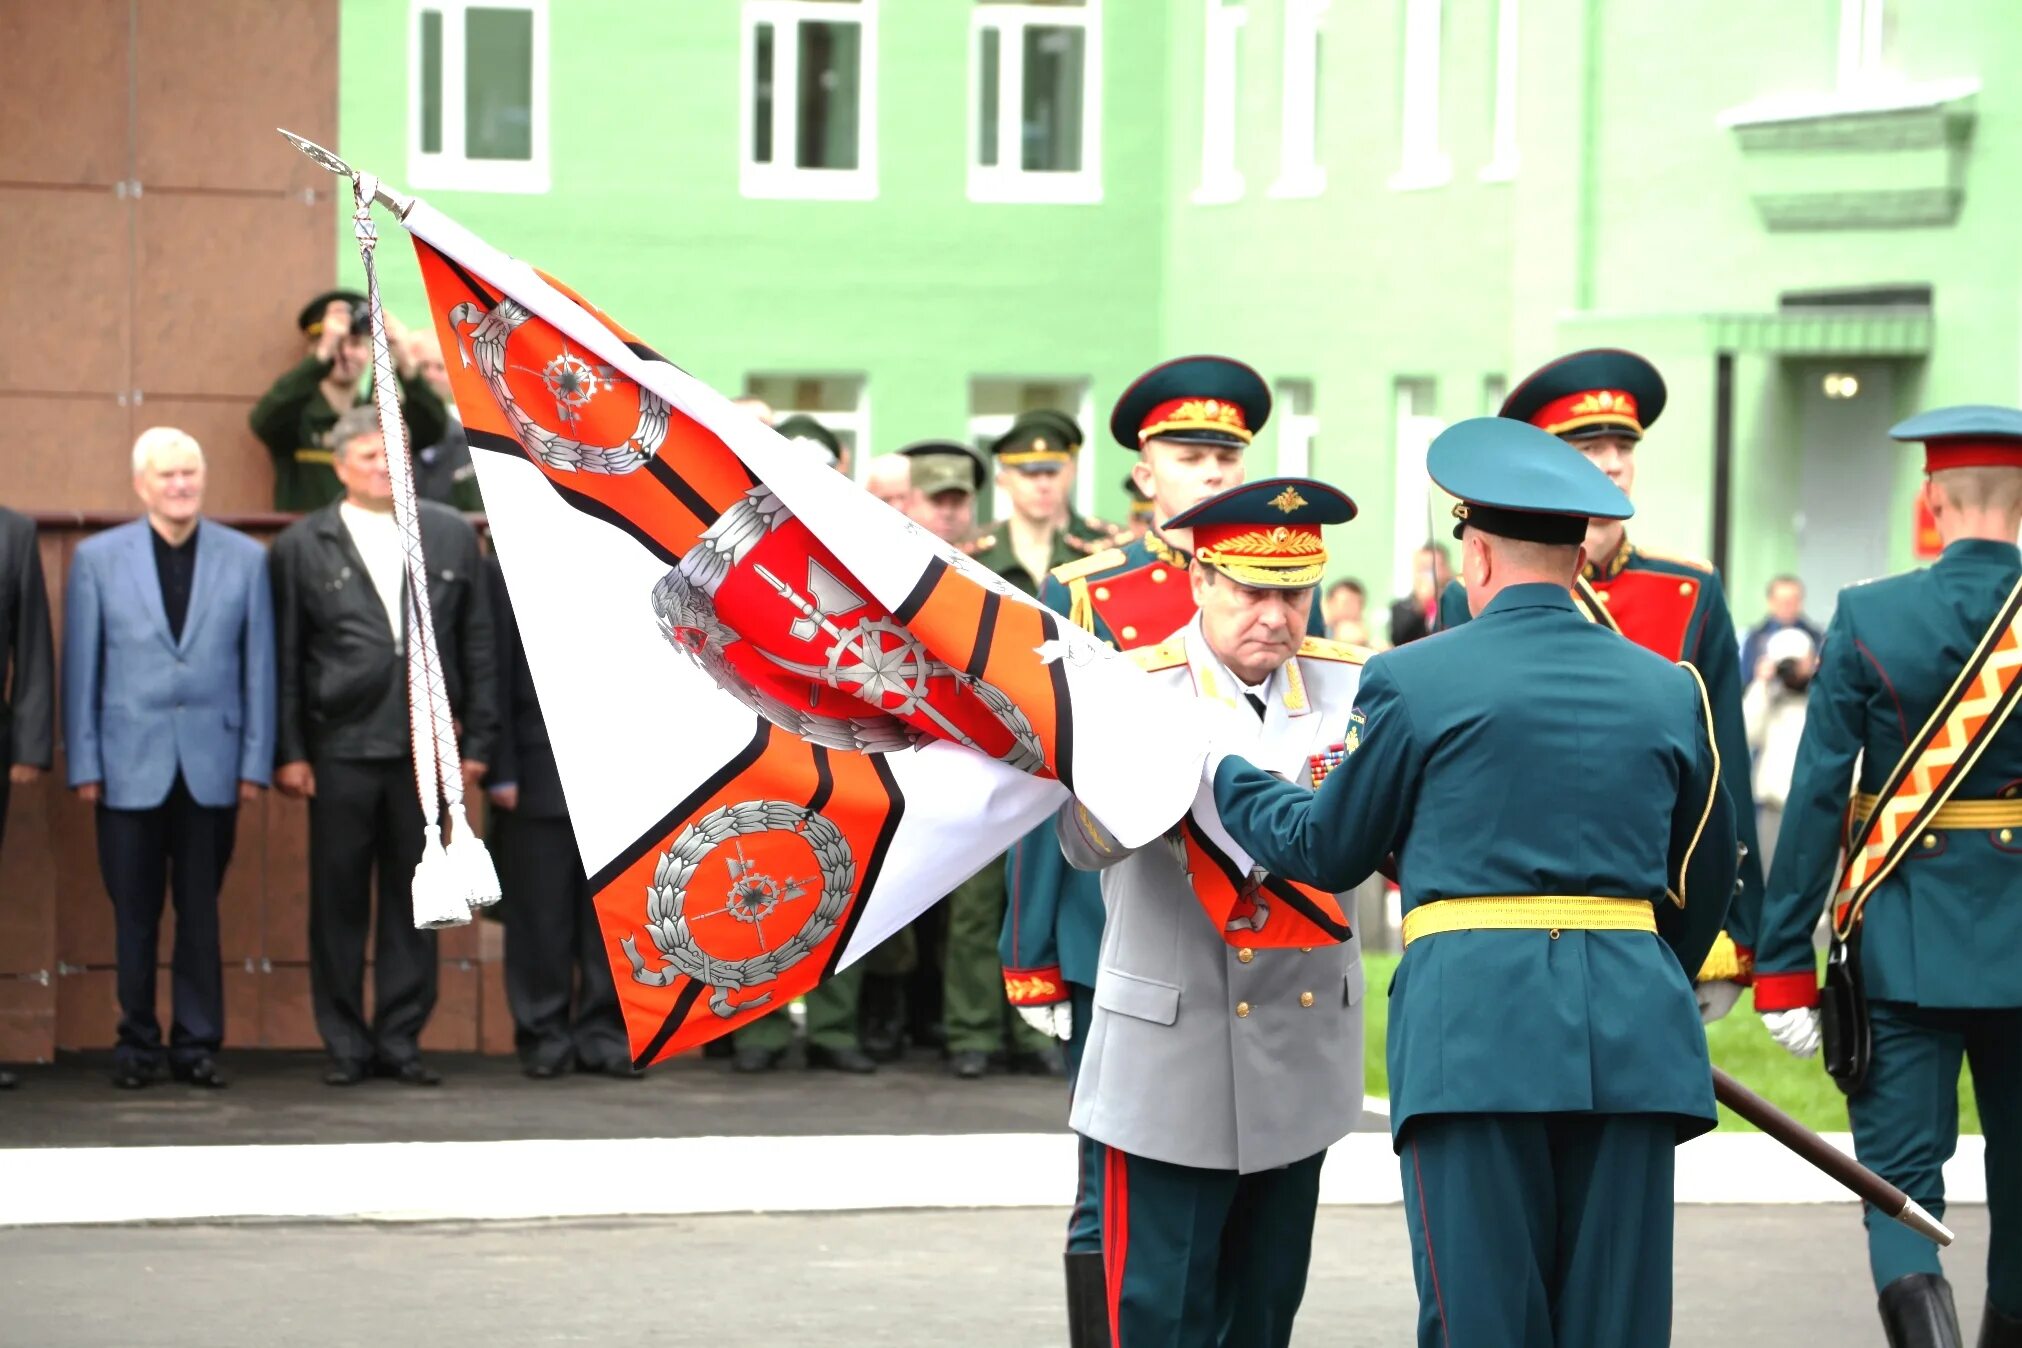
top-left (1820, 925), bottom-right (1871, 1095)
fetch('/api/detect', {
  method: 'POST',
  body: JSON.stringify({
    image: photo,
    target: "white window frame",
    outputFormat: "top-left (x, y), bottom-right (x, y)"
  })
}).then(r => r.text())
top-left (739, 0), bottom-right (879, 201)
top-left (1479, 0), bottom-right (1518, 182)
top-left (1267, 0), bottom-right (1327, 199)
top-left (1390, 379), bottom-right (1443, 598)
top-left (746, 372), bottom-right (872, 482)
top-left (1273, 379), bottom-right (1316, 475)
top-left (1193, 0), bottom-right (1247, 204)
top-left (968, 1), bottom-right (1104, 205)
top-left (407, 0), bottom-right (551, 194)
top-left (1837, 0), bottom-right (1887, 88)
top-left (966, 379), bottom-right (1098, 516)
top-left (1387, 0), bottom-right (1450, 191)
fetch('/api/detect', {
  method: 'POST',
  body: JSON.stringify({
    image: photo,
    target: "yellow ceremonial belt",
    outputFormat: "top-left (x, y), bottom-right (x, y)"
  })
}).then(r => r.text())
top-left (1401, 896), bottom-right (1656, 948)
top-left (294, 448), bottom-right (335, 465)
top-left (1850, 791), bottom-right (2022, 834)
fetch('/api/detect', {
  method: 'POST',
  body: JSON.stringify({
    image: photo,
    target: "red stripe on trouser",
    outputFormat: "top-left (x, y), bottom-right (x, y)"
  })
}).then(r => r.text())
top-left (1410, 1139), bottom-right (1451, 1348)
top-left (1116, 1147), bottom-right (1132, 1348)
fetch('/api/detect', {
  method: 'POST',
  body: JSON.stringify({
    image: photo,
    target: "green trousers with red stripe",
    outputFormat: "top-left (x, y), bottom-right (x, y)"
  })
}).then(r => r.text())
top-left (1399, 1112), bottom-right (1676, 1348)
top-left (1098, 1144), bottom-right (1325, 1347)
top-left (1065, 982), bottom-right (1102, 1254)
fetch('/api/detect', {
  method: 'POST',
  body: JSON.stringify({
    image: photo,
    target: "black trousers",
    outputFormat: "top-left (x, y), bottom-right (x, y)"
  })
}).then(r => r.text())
top-left (307, 756), bottom-right (436, 1067)
top-left (94, 774), bottom-right (236, 1069)
top-left (496, 811), bottom-right (626, 1071)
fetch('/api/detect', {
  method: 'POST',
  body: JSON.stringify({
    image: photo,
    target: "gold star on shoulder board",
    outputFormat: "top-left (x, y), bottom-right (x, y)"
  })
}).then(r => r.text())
top-left (1270, 485), bottom-right (1309, 514)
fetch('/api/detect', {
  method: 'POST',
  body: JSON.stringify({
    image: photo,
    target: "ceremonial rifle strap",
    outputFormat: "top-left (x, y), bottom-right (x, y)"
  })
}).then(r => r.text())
top-left (1834, 572), bottom-right (2022, 938)
top-left (1573, 575), bottom-right (1622, 634)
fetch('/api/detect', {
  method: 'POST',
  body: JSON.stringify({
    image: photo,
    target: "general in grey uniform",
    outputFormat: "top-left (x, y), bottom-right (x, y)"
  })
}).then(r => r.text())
top-left (1061, 477), bottom-right (1368, 1348)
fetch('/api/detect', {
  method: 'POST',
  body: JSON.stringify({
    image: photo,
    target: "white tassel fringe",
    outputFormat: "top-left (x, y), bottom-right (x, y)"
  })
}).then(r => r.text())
top-left (411, 824), bottom-right (474, 930)
top-left (448, 820), bottom-right (503, 910)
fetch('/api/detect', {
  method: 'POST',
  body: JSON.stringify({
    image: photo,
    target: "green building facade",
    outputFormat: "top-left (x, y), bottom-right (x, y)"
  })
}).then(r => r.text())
top-left (338, 0), bottom-right (2019, 621)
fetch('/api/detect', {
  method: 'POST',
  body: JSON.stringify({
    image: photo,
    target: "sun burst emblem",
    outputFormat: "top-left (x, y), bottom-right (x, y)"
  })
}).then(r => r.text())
top-left (1269, 485), bottom-right (1309, 514)
top-left (541, 347), bottom-right (607, 425)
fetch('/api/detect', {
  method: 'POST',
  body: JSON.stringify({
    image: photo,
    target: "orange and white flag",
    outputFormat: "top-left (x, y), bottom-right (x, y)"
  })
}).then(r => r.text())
top-left (366, 190), bottom-right (1212, 1064)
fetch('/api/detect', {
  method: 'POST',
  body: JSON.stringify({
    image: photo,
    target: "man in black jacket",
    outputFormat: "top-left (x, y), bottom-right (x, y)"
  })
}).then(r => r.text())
top-left (483, 555), bottom-right (628, 1078)
top-left (270, 407), bottom-right (497, 1087)
top-left (0, 505), bottom-right (55, 1091)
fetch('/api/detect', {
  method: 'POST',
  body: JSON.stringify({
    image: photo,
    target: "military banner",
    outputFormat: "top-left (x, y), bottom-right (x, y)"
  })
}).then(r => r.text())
top-left (371, 190), bottom-right (1210, 1064)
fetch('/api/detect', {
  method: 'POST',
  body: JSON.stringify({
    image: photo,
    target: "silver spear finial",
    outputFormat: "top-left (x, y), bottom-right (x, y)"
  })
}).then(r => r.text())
top-left (277, 129), bottom-right (416, 218)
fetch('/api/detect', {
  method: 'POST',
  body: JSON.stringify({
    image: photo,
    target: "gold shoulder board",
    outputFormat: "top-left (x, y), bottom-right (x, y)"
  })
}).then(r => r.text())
top-left (1297, 635), bottom-right (1374, 665)
top-left (1129, 636), bottom-right (1188, 672)
top-left (1050, 547), bottom-right (1128, 586)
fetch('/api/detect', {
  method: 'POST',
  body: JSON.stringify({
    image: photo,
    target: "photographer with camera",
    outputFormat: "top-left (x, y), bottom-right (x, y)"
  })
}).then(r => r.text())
top-left (1744, 624), bottom-right (1818, 873)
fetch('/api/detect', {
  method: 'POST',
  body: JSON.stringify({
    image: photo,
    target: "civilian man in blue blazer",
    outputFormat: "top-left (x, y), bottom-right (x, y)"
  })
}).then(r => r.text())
top-left (63, 428), bottom-right (275, 1090)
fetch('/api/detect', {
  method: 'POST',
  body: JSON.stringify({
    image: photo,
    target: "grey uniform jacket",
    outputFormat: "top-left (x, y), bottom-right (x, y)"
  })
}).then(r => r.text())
top-left (1064, 616), bottom-right (1368, 1174)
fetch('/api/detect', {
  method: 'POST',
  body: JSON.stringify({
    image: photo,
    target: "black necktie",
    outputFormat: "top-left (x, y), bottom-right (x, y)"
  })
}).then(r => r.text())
top-left (1244, 692), bottom-right (1267, 720)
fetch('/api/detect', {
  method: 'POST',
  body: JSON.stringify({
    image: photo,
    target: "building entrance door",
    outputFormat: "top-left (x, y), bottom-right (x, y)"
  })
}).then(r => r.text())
top-left (1792, 359), bottom-right (1903, 626)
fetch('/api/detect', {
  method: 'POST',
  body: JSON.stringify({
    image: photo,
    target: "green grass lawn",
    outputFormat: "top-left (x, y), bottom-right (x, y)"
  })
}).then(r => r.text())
top-left (1357, 951), bottom-right (1981, 1134)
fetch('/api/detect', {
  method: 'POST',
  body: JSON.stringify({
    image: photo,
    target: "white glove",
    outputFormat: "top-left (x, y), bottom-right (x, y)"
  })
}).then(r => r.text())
top-left (1016, 1002), bottom-right (1074, 1041)
top-left (1695, 979), bottom-right (1743, 1024)
top-left (1763, 1007), bottom-right (1822, 1058)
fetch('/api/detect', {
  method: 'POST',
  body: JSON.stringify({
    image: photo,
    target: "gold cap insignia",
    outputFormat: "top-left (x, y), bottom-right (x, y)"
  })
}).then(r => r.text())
top-left (1269, 485), bottom-right (1309, 514)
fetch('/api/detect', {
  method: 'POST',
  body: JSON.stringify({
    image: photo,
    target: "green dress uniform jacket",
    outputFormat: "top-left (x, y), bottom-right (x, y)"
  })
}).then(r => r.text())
top-left (1438, 544), bottom-right (1764, 965)
top-left (1757, 538), bottom-right (2022, 1011)
top-left (250, 356), bottom-right (449, 513)
top-left (1755, 538), bottom-right (2022, 1311)
top-left (1214, 582), bottom-right (1736, 1142)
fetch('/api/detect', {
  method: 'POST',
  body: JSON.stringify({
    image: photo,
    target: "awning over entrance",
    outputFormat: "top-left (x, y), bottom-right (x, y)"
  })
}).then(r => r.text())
top-left (1707, 307), bottom-right (1933, 356)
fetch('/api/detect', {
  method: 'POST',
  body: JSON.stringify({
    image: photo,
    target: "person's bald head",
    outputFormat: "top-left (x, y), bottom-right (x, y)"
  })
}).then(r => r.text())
top-left (866, 455), bottom-right (912, 509)
top-left (406, 329), bottom-right (451, 403)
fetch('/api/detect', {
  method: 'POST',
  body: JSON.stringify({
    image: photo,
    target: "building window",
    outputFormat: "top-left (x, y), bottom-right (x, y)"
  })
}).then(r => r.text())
top-left (1269, 0), bottom-right (1327, 198)
top-left (1193, 0), bottom-right (1247, 204)
top-left (968, 377), bottom-right (1096, 518)
top-left (408, 0), bottom-right (550, 193)
top-left (742, 0), bottom-right (878, 200)
top-left (1480, 0), bottom-right (1518, 181)
top-left (745, 373), bottom-right (869, 478)
top-left (1837, 0), bottom-right (1892, 88)
top-left (1273, 380), bottom-right (1316, 476)
top-left (1388, 0), bottom-right (1449, 191)
top-left (970, 0), bottom-right (1103, 204)
top-left (1390, 378), bottom-right (1443, 598)
top-left (1481, 373), bottom-right (1507, 416)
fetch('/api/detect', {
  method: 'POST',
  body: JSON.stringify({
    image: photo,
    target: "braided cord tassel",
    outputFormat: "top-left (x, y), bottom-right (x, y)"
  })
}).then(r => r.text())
top-left (351, 173), bottom-right (498, 926)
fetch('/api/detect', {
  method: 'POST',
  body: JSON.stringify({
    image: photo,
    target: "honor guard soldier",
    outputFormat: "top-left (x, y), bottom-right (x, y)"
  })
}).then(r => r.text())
top-left (1210, 418), bottom-right (1737, 1348)
top-left (1755, 407), bottom-right (2022, 1348)
top-left (999, 356), bottom-right (1278, 1345)
top-left (1436, 348), bottom-right (1764, 1018)
top-left (1064, 477), bottom-right (1368, 1348)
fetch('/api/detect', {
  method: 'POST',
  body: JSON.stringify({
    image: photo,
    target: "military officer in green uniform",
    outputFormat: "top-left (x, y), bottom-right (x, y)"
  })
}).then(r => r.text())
top-left (250, 290), bottom-right (448, 513)
top-left (1209, 417), bottom-right (1737, 1347)
top-left (1007, 407), bottom-right (1120, 552)
top-left (728, 414), bottom-right (880, 1076)
top-left (1755, 406), bottom-right (2022, 1348)
top-left (1435, 349), bottom-right (1763, 1020)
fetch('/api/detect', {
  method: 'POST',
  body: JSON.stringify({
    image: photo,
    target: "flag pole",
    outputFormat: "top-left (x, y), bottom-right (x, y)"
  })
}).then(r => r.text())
top-left (1712, 1065), bottom-right (1952, 1246)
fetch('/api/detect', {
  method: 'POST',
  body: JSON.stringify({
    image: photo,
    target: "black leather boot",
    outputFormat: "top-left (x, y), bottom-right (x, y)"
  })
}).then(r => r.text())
top-left (1064, 1250), bottom-right (1110, 1348)
top-left (1880, 1273), bottom-right (1963, 1348)
top-left (1980, 1298), bottom-right (2022, 1348)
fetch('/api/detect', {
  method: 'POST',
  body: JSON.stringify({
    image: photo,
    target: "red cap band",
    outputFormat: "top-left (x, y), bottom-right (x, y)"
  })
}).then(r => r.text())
top-left (1923, 437), bottom-right (2022, 472)
top-left (1139, 396), bottom-right (1252, 444)
top-left (1529, 388), bottom-right (1642, 437)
